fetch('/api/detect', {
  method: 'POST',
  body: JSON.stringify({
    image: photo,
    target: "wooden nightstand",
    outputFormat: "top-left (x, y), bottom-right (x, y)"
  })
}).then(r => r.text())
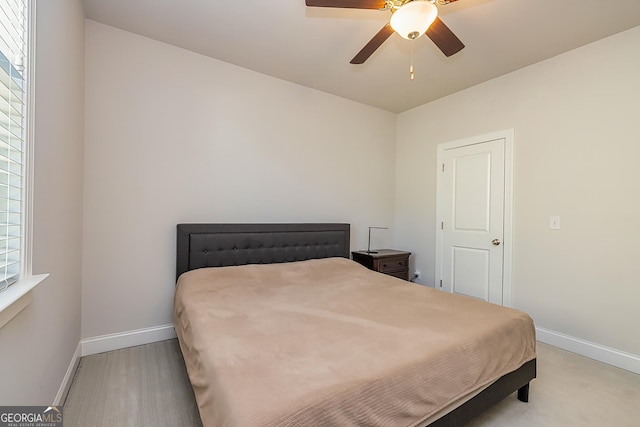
top-left (351, 249), bottom-right (411, 281)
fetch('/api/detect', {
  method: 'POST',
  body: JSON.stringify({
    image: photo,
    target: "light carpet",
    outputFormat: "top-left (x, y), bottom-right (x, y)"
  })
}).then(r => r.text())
top-left (64, 339), bottom-right (640, 426)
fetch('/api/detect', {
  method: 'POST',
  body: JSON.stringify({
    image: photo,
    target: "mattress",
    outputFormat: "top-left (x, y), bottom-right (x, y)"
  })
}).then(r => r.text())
top-left (174, 257), bottom-right (536, 427)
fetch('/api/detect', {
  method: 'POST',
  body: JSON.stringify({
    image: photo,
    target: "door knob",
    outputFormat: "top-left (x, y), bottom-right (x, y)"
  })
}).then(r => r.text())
top-left (491, 239), bottom-right (501, 246)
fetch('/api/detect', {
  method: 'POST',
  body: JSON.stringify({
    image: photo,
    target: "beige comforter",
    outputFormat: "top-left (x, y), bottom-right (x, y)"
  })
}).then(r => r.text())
top-left (174, 258), bottom-right (535, 427)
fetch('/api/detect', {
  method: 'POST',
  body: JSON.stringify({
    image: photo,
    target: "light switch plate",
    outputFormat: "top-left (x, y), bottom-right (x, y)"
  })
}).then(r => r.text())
top-left (549, 216), bottom-right (560, 230)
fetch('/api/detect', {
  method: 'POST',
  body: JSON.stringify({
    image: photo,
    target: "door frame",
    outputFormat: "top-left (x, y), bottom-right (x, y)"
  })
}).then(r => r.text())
top-left (435, 129), bottom-right (514, 307)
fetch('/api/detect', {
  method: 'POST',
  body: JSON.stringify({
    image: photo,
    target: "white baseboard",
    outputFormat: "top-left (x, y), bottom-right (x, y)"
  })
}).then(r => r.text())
top-left (74, 324), bottom-right (638, 386)
top-left (81, 324), bottom-right (177, 357)
top-left (536, 326), bottom-right (640, 374)
top-left (54, 342), bottom-right (81, 405)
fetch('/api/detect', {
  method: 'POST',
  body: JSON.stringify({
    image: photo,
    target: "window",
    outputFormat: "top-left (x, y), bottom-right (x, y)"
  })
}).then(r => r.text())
top-left (0, 0), bottom-right (27, 292)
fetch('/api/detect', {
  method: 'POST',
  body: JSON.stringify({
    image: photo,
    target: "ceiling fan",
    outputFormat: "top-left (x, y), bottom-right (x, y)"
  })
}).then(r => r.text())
top-left (305, 0), bottom-right (464, 64)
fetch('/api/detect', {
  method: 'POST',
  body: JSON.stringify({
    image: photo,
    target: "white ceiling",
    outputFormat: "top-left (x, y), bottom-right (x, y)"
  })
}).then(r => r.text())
top-left (83, 0), bottom-right (640, 113)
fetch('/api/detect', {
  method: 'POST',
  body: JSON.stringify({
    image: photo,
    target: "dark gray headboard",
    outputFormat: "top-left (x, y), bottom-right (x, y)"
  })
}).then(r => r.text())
top-left (176, 223), bottom-right (350, 280)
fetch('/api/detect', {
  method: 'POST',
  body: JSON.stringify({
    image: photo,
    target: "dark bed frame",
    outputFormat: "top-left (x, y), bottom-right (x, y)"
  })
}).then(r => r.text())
top-left (176, 223), bottom-right (536, 426)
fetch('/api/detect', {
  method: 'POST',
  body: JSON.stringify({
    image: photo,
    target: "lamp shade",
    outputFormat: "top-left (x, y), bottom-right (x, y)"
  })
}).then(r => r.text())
top-left (390, 1), bottom-right (438, 40)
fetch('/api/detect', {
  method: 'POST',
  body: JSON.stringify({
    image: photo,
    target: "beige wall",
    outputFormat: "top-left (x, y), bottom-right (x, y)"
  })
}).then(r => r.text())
top-left (0, 0), bottom-right (85, 404)
top-left (82, 21), bottom-right (397, 338)
top-left (395, 26), bottom-right (640, 355)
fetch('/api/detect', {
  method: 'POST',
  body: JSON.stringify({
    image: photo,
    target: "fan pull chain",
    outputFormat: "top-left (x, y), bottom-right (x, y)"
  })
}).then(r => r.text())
top-left (410, 41), bottom-right (415, 81)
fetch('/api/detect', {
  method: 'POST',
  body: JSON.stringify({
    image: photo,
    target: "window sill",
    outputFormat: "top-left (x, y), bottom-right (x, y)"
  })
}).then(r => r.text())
top-left (0, 274), bottom-right (49, 329)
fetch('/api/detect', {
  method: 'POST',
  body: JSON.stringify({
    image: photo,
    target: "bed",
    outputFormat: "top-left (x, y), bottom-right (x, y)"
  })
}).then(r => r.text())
top-left (174, 223), bottom-right (536, 426)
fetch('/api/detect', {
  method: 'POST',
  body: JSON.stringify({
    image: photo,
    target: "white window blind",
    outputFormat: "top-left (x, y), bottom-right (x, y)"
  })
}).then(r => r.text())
top-left (0, 0), bottom-right (27, 292)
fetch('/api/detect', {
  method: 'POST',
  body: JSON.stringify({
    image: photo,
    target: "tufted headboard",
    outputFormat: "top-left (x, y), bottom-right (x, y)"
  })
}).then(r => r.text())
top-left (176, 223), bottom-right (350, 280)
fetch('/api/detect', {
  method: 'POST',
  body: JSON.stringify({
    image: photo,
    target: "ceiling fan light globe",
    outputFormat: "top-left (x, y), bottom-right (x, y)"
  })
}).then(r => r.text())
top-left (390, 1), bottom-right (438, 40)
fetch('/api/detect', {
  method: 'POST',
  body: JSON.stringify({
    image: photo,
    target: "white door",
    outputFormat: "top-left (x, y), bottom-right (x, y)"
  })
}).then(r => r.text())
top-left (435, 130), bottom-right (513, 305)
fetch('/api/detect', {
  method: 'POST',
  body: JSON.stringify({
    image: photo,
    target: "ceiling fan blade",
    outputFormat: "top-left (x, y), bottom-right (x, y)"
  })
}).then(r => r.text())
top-left (350, 23), bottom-right (394, 64)
top-left (425, 17), bottom-right (464, 57)
top-left (305, 0), bottom-right (386, 9)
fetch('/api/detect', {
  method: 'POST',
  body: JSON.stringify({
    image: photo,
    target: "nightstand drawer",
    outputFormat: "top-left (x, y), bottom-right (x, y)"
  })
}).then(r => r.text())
top-left (377, 257), bottom-right (407, 273)
top-left (351, 249), bottom-right (411, 281)
top-left (385, 270), bottom-right (409, 280)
